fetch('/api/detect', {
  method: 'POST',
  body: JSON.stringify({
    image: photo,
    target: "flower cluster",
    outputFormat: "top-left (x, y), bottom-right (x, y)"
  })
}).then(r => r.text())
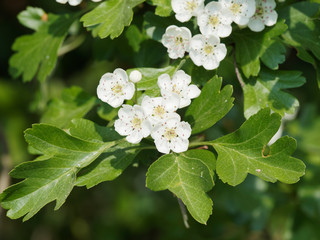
top-left (162, 0), bottom-right (278, 69)
top-left (97, 69), bottom-right (201, 154)
top-left (56, 0), bottom-right (101, 6)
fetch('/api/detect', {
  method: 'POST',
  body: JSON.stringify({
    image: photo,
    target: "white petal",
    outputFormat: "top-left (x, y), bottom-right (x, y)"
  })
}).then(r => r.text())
top-left (176, 121), bottom-right (192, 139)
top-left (203, 57), bottom-right (219, 70)
top-left (163, 94), bottom-right (180, 112)
top-left (173, 70), bottom-right (191, 85)
top-left (126, 130), bottom-right (143, 144)
top-left (187, 84), bottom-right (201, 99)
top-left (175, 13), bottom-right (192, 22)
top-left (151, 124), bottom-right (165, 139)
top-left (170, 138), bottom-right (189, 153)
top-left (264, 11), bottom-right (278, 26)
top-left (108, 96), bottom-right (124, 108)
top-left (114, 68), bottom-right (128, 82)
top-left (118, 104), bottom-right (134, 119)
top-left (123, 82), bottom-right (135, 100)
top-left (217, 24), bottom-right (232, 38)
top-left (56, 0), bottom-right (68, 3)
top-left (157, 73), bottom-right (171, 90)
top-left (141, 120), bottom-right (152, 137)
top-left (115, 119), bottom-right (133, 136)
top-left (248, 18), bottom-right (265, 32)
top-left (154, 139), bottom-right (170, 154)
top-left (215, 44), bottom-right (227, 62)
top-left (69, 0), bottom-right (82, 5)
top-left (179, 98), bottom-right (191, 108)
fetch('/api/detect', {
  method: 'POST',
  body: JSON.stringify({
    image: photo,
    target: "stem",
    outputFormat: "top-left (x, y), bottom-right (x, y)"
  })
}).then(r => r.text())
top-left (174, 56), bottom-right (189, 74)
top-left (58, 35), bottom-right (86, 56)
top-left (232, 48), bottom-right (245, 88)
top-left (177, 197), bottom-right (190, 229)
top-left (188, 141), bottom-right (214, 148)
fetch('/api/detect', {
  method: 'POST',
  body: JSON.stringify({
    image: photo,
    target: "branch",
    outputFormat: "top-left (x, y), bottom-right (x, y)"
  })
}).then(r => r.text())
top-left (232, 48), bottom-right (245, 88)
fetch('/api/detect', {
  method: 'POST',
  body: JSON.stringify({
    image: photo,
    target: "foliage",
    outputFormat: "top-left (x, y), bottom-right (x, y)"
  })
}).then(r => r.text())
top-left (1, 0), bottom-right (319, 233)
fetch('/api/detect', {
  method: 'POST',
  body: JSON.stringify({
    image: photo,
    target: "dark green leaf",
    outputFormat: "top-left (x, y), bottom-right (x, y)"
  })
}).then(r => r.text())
top-left (243, 69), bottom-right (305, 118)
top-left (233, 21), bottom-right (287, 78)
top-left (184, 76), bottom-right (234, 134)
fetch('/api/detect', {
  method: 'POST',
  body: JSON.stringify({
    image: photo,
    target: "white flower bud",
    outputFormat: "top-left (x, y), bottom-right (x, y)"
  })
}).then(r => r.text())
top-left (129, 70), bottom-right (142, 83)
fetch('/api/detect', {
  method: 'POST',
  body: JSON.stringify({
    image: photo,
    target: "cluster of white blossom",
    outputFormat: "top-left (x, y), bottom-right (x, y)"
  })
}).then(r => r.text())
top-left (56, 0), bottom-right (101, 6)
top-left (162, 0), bottom-right (278, 69)
top-left (97, 69), bottom-right (201, 154)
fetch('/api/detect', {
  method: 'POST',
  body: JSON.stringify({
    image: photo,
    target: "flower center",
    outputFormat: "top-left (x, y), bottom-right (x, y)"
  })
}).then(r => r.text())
top-left (175, 36), bottom-right (184, 45)
top-left (230, 3), bottom-right (241, 14)
top-left (209, 16), bottom-right (219, 27)
top-left (153, 105), bottom-right (166, 118)
top-left (172, 84), bottom-right (181, 95)
top-left (255, 7), bottom-right (264, 16)
top-left (164, 128), bottom-right (177, 140)
top-left (112, 84), bottom-right (123, 94)
top-left (204, 44), bottom-right (214, 55)
top-left (186, 0), bottom-right (197, 11)
top-left (132, 117), bottom-right (142, 129)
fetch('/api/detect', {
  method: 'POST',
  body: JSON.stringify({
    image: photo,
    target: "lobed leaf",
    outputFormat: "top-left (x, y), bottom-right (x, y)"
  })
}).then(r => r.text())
top-left (17, 6), bottom-right (46, 31)
top-left (41, 86), bottom-right (97, 128)
top-left (81, 0), bottom-right (145, 39)
top-left (146, 149), bottom-right (216, 224)
top-left (0, 124), bottom-right (115, 221)
top-left (233, 21), bottom-right (287, 78)
top-left (211, 108), bottom-right (306, 186)
top-left (184, 76), bottom-right (234, 134)
top-left (243, 69), bottom-right (306, 118)
top-left (9, 12), bottom-right (79, 82)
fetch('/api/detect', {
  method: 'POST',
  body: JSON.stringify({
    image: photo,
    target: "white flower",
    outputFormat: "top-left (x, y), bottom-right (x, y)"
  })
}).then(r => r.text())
top-left (171, 0), bottom-right (205, 22)
top-left (56, 0), bottom-right (101, 6)
top-left (141, 95), bottom-right (180, 126)
top-left (189, 34), bottom-right (227, 70)
top-left (248, 0), bottom-right (278, 32)
top-left (151, 115), bottom-right (191, 154)
top-left (97, 68), bottom-right (135, 108)
top-left (161, 25), bottom-right (192, 59)
top-left (115, 105), bottom-right (152, 144)
top-left (219, 0), bottom-right (256, 25)
top-left (158, 70), bottom-right (201, 108)
top-left (197, 2), bottom-right (233, 38)
top-left (129, 70), bottom-right (142, 83)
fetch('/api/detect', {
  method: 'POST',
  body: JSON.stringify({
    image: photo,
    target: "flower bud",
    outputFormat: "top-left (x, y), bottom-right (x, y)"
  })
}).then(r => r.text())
top-left (129, 70), bottom-right (142, 83)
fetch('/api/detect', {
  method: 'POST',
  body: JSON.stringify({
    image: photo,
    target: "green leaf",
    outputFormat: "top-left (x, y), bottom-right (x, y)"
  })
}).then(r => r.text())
top-left (0, 124), bottom-right (115, 220)
top-left (184, 76), bottom-right (234, 134)
top-left (243, 69), bottom-right (306, 118)
top-left (69, 118), bottom-right (121, 142)
top-left (125, 25), bottom-right (144, 52)
top-left (41, 86), bottom-right (97, 128)
top-left (76, 141), bottom-right (141, 188)
top-left (146, 149), bottom-right (216, 224)
top-left (127, 63), bottom-right (179, 97)
top-left (279, 2), bottom-right (320, 60)
top-left (9, 13), bottom-right (78, 82)
top-left (17, 6), bottom-right (46, 31)
top-left (148, 0), bottom-right (172, 17)
top-left (211, 108), bottom-right (305, 186)
top-left (233, 21), bottom-right (287, 78)
top-left (67, 118), bottom-right (139, 188)
top-left (81, 0), bottom-right (145, 39)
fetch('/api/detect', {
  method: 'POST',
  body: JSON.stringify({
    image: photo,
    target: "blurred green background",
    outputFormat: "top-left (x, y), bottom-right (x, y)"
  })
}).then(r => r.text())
top-left (1, 1), bottom-right (320, 239)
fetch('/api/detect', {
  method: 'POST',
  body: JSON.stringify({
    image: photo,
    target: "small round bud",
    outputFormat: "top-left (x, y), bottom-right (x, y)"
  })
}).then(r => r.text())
top-left (129, 70), bottom-right (142, 83)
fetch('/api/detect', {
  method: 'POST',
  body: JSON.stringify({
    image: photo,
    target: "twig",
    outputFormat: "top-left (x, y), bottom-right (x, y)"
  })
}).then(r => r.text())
top-left (177, 197), bottom-right (190, 228)
top-left (232, 48), bottom-right (245, 88)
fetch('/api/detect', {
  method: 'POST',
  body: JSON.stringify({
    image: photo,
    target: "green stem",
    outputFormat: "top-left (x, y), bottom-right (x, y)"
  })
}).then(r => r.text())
top-left (188, 141), bottom-right (214, 148)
